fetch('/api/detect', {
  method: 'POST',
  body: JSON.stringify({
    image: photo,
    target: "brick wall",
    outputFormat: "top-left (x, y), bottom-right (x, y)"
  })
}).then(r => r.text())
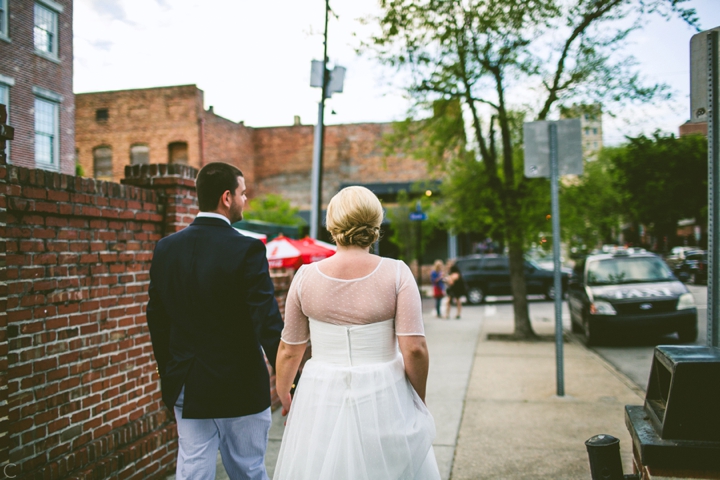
top-left (0, 161), bottom-right (290, 479)
top-left (75, 86), bottom-right (203, 182)
top-left (0, 0), bottom-right (75, 175)
top-left (253, 122), bottom-right (432, 209)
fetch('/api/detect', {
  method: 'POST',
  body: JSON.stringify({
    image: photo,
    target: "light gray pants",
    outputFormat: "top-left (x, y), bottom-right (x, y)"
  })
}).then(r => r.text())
top-left (174, 387), bottom-right (272, 480)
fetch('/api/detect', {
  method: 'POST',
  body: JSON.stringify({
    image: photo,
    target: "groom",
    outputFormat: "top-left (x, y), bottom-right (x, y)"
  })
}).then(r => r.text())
top-left (147, 162), bottom-right (283, 480)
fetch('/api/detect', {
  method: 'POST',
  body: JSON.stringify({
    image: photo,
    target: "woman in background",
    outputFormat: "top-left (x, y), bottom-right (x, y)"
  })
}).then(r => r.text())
top-left (444, 263), bottom-right (466, 320)
top-left (430, 260), bottom-right (445, 318)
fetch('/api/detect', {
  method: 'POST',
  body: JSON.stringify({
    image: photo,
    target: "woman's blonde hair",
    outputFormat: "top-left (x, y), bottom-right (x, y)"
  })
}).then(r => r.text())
top-left (433, 260), bottom-right (444, 271)
top-left (326, 186), bottom-right (383, 248)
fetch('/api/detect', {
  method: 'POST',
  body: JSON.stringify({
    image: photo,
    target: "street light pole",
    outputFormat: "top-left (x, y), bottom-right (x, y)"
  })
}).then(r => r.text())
top-left (310, 0), bottom-right (330, 240)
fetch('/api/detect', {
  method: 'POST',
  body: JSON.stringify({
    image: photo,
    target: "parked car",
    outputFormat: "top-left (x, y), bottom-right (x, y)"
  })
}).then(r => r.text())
top-left (664, 246), bottom-right (701, 271)
top-left (673, 250), bottom-right (707, 285)
top-left (568, 250), bottom-right (698, 345)
top-left (454, 254), bottom-right (570, 304)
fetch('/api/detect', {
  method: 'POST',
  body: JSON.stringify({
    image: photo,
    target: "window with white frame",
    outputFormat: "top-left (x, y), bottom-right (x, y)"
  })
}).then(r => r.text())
top-left (34, 3), bottom-right (58, 57)
top-left (0, 0), bottom-right (9, 38)
top-left (35, 97), bottom-right (59, 169)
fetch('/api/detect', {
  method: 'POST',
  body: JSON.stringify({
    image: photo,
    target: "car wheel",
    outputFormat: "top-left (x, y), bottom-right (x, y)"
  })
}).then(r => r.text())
top-left (678, 324), bottom-right (698, 343)
top-left (466, 286), bottom-right (485, 305)
top-left (583, 316), bottom-right (602, 346)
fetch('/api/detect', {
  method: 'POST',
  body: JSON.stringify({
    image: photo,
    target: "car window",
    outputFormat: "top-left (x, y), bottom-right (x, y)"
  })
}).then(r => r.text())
top-left (687, 254), bottom-right (703, 261)
top-left (483, 258), bottom-right (509, 271)
top-left (586, 257), bottom-right (674, 286)
top-left (458, 260), bottom-right (481, 273)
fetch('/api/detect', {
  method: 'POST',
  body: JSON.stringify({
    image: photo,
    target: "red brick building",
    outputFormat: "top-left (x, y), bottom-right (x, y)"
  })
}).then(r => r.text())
top-left (75, 85), bottom-right (435, 209)
top-left (0, 0), bottom-right (75, 175)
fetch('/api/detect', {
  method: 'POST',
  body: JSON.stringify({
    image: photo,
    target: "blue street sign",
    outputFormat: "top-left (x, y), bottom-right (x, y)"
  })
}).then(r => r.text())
top-left (409, 212), bottom-right (427, 221)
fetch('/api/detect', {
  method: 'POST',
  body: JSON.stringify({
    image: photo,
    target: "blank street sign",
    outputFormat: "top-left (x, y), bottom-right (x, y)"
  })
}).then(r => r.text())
top-left (690, 27), bottom-right (720, 124)
top-left (524, 119), bottom-right (583, 178)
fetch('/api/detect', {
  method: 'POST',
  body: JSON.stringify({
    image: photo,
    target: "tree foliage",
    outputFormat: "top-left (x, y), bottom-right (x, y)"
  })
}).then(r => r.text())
top-left (366, 0), bottom-right (698, 339)
top-left (560, 150), bottom-right (624, 251)
top-left (608, 132), bottom-right (708, 249)
top-left (244, 194), bottom-right (307, 227)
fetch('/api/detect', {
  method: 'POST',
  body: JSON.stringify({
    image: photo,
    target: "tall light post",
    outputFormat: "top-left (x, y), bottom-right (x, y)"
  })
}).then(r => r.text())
top-left (309, 1), bottom-right (345, 239)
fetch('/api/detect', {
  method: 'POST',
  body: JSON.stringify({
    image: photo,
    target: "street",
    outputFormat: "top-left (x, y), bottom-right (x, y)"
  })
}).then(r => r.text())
top-left (463, 284), bottom-right (708, 392)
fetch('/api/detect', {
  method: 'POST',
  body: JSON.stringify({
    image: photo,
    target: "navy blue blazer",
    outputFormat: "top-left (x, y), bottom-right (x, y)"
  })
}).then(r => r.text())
top-left (147, 216), bottom-right (283, 419)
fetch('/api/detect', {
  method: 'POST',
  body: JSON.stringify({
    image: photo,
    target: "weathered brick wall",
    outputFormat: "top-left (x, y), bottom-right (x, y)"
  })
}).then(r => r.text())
top-left (201, 110), bottom-right (256, 198)
top-left (0, 162), bottom-right (289, 479)
top-left (253, 122), bottom-right (433, 209)
top-left (75, 86), bottom-right (203, 181)
top-left (0, 0), bottom-right (75, 174)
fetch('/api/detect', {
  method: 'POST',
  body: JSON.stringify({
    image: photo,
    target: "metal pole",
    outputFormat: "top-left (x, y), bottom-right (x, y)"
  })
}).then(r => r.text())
top-left (549, 122), bottom-right (565, 396)
top-left (310, 0), bottom-right (330, 239)
top-left (416, 220), bottom-right (422, 287)
top-left (708, 31), bottom-right (719, 347)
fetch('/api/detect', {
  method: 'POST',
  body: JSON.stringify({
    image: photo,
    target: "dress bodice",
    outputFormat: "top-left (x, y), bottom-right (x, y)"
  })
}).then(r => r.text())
top-left (309, 318), bottom-right (398, 366)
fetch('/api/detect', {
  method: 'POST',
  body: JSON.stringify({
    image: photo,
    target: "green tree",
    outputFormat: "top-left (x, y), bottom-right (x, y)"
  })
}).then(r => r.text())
top-left (244, 194), bottom-right (307, 227)
top-left (608, 132), bottom-right (708, 251)
top-left (560, 149), bottom-right (624, 252)
top-left (386, 189), bottom-right (444, 267)
top-left (367, 0), bottom-right (697, 339)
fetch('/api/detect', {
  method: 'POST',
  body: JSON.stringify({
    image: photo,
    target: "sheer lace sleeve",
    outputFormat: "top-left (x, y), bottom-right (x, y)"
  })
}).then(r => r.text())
top-left (394, 260), bottom-right (425, 336)
top-left (281, 265), bottom-right (311, 344)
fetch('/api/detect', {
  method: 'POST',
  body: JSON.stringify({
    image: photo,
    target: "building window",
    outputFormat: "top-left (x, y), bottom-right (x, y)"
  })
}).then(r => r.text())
top-left (593, 128), bottom-right (598, 135)
top-left (0, 0), bottom-right (8, 38)
top-left (584, 128), bottom-right (589, 136)
top-left (168, 141), bottom-right (188, 165)
top-left (96, 108), bottom-right (109, 122)
top-left (93, 146), bottom-right (113, 181)
top-left (0, 82), bottom-right (9, 163)
top-left (34, 97), bottom-right (59, 170)
top-left (130, 144), bottom-right (149, 165)
top-left (34, 3), bottom-right (58, 57)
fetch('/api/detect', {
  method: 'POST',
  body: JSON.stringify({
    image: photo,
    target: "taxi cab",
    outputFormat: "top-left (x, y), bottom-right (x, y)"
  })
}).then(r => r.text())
top-left (568, 251), bottom-right (698, 345)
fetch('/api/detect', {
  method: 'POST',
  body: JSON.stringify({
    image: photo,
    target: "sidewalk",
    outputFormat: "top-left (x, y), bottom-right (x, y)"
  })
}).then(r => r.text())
top-left (169, 300), bottom-right (644, 479)
top-left (448, 304), bottom-right (644, 479)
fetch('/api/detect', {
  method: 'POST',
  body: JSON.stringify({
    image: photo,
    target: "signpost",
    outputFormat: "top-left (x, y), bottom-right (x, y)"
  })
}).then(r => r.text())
top-left (690, 27), bottom-right (720, 347)
top-left (524, 118), bottom-right (583, 397)
top-left (409, 202), bottom-right (427, 286)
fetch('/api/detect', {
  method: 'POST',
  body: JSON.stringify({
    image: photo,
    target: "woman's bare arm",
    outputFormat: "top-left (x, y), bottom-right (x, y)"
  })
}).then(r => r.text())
top-left (275, 341), bottom-right (307, 416)
top-left (398, 335), bottom-right (430, 402)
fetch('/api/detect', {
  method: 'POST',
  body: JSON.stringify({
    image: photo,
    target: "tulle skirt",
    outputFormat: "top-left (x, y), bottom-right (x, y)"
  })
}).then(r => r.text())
top-left (273, 353), bottom-right (439, 480)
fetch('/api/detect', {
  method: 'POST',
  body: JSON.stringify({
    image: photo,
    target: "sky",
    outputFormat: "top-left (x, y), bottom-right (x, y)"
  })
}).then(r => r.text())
top-left (73, 0), bottom-right (720, 146)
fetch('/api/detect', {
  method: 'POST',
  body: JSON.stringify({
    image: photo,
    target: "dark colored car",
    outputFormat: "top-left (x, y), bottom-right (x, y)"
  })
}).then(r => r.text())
top-left (568, 251), bottom-right (698, 345)
top-left (454, 254), bottom-right (570, 304)
top-left (673, 251), bottom-right (707, 285)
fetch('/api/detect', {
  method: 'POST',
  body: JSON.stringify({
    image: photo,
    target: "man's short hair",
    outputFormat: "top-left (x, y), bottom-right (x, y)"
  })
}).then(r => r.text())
top-left (196, 162), bottom-right (244, 212)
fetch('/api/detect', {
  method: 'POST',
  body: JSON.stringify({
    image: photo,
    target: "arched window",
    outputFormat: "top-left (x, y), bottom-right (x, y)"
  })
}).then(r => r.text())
top-left (93, 146), bottom-right (113, 181)
top-left (168, 141), bottom-right (188, 165)
top-left (130, 144), bottom-right (149, 165)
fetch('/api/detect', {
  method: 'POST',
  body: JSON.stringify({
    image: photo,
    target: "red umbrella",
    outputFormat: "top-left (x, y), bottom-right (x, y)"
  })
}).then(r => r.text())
top-left (266, 235), bottom-right (335, 269)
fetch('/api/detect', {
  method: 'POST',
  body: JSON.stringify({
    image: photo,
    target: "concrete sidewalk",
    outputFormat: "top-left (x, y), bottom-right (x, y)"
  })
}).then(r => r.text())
top-left (170, 300), bottom-right (644, 479)
top-left (449, 305), bottom-right (644, 479)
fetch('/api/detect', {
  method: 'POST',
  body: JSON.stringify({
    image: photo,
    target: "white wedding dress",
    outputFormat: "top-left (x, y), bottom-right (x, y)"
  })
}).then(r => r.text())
top-left (273, 258), bottom-right (440, 480)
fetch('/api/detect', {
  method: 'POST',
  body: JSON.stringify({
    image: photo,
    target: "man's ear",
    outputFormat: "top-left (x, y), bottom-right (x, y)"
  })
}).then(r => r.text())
top-left (218, 190), bottom-right (232, 209)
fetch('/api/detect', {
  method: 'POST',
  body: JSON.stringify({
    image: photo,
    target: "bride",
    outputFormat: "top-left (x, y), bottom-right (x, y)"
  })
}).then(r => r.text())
top-left (273, 186), bottom-right (440, 480)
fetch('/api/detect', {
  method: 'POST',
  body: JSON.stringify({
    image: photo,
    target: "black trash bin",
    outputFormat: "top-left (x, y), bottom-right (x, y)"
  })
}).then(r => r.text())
top-left (625, 345), bottom-right (720, 471)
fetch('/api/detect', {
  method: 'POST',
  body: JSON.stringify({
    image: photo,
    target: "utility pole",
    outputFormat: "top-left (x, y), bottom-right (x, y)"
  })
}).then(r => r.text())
top-left (309, 0), bottom-right (330, 240)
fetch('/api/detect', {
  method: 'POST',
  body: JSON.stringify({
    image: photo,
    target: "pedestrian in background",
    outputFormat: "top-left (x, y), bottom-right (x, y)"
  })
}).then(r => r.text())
top-left (430, 260), bottom-right (445, 318)
top-left (445, 263), bottom-right (466, 320)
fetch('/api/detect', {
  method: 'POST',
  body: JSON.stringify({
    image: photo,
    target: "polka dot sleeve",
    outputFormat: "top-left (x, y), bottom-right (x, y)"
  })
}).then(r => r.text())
top-left (394, 260), bottom-right (425, 336)
top-left (281, 265), bottom-right (311, 344)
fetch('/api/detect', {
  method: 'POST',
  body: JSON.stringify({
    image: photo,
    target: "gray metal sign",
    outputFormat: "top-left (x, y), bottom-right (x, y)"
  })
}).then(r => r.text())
top-left (524, 119), bottom-right (583, 178)
top-left (690, 27), bottom-right (720, 124)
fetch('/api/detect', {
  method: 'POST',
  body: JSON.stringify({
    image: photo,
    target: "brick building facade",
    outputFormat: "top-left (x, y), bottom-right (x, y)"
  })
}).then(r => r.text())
top-left (0, 0), bottom-right (75, 175)
top-left (75, 85), bottom-right (433, 210)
